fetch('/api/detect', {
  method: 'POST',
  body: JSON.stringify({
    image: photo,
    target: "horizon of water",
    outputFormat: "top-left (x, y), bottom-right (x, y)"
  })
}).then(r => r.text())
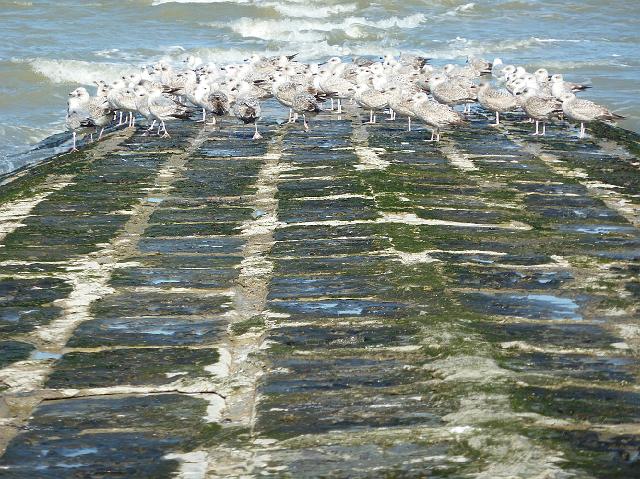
top-left (1, 0), bottom-right (638, 174)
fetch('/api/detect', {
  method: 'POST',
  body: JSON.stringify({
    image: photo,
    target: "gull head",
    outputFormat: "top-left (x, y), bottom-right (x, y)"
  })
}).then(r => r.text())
top-left (501, 65), bottom-right (516, 76)
top-left (69, 87), bottom-right (89, 98)
top-left (550, 73), bottom-right (564, 83)
top-left (559, 92), bottom-right (575, 102)
top-left (411, 92), bottom-right (429, 104)
top-left (534, 68), bottom-right (549, 80)
top-left (428, 73), bottom-right (447, 88)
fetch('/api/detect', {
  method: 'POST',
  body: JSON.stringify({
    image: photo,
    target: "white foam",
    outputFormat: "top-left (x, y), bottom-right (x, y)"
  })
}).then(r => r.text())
top-left (444, 3), bottom-right (476, 16)
top-left (22, 58), bottom-right (133, 85)
top-left (153, 0), bottom-right (248, 4)
top-left (265, 2), bottom-right (357, 18)
top-left (221, 14), bottom-right (426, 42)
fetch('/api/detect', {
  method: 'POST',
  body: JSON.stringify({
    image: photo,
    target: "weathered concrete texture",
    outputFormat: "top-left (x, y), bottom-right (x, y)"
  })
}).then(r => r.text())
top-left (0, 104), bottom-right (639, 478)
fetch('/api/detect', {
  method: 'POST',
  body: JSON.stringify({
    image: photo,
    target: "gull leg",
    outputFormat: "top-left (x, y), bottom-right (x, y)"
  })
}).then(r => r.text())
top-left (161, 120), bottom-right (170, 138)
top-left (252, 122), bottom-right (262, 140)
top-left (337, 99), bottom-right (342, 114)
top-left (206, 116), bottom-right (217, 126)
top-left (98, 127), bottom-right (105, 141)
top-left (531, 120), bottom-right (539, 136)
top-left (287, 108), bottom-right (294, 123)
top-left (90, 132), bottom-right (94, 143)
top-left (426, 130), bottom-right (435, 142)
top-left (373, 114), bottom-right (377, 124)
top-left (367, 109), bottom-right (374, 124)
top-left (541, 122), bottom-right (546, 136)
top-left (303, 114), bottom-right (309, 132)
top-left (117, 111), bottom-right (123, 126)
top-left (579, 122), bottom-right (585, 138)
top-left (330, 98), bottom-right (334, 111)
top-left (142, 120), bottom-right (156, 136)
top-left (196, 108), bottom-right (206, 123)
top-left (132, 115), bottom-right (135, 127)
top-left (70, 131), bottom-right (78, 152)
top-left (408, 117), bottom-right (411, 132)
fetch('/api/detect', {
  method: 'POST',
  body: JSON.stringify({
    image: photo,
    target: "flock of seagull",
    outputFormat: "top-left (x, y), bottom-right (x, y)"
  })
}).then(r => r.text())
top-left (65, 53), bottom-right (625, 150)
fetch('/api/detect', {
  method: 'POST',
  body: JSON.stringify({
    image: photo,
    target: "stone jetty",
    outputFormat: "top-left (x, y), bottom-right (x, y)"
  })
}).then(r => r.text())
top-left (0, 103), bottom-right (638, 478)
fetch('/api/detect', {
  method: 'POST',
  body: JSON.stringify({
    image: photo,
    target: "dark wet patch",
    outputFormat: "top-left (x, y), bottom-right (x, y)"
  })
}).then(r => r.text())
top-left (478, 322), bottom-right (622, 349)
top-left (0, 340), bottom-right (35, 368)
top-left (445, 266), bottom-right (573, 289)
top-left (46, 347), bottom-right (218, 388)
top-left (69, 316), bottom-right (227, 348)
top-left (514, 386), bottom-right (640, 424)
top-left (91, 292), bottom-right (231, 318)
top-left (110, 266), bottom-right (238, 289)
top-left (138, 236), bottom-right (245, 254)
top-left (461, 292), bottom-right (583, 320)
top-left (0, 394), bottom-right (219, 478)
top-left (269, 299), bottom-right (406, 319)
top-left (268, 324), bottom-right (417, 350)
top-left (268, 276), bottom-right (394, 300)
top-left (502, 352), bottom-right (636, 382)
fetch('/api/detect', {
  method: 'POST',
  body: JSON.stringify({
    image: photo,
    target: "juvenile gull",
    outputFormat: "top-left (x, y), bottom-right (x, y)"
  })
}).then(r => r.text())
top-left (147, 86), bottom-right (192, 137)
top-left (560, 92), bottom-right (624, 138)
top-left (516, 88), bottom-right (562, 136)
top-left (233, 95), bottom-right (262, 140)
top-left (477, 82), bottom-right (519, 126)
top-left (194, 82), bottom-right (230, 125)
top-left (354, 84), bottom-right (388, 124)
top-left (429, 74), bottom-right (477, 114)
top-left (291, 91), bottom-right (323, 131)
top-left (410, 92), bottom-right (465, 142)
top-left (386, 86), bottom-right (419, 131)
top-left (80, 87), bottom-right (113, 141)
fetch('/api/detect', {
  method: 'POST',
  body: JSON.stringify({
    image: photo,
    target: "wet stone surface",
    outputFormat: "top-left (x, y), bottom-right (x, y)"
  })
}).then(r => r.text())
top-left (0, 104), bottom-right (639, 477)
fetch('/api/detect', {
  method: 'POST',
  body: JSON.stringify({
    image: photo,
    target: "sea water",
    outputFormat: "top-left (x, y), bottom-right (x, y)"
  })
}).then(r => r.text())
top-left (0, 0), bottom-right (638, 174)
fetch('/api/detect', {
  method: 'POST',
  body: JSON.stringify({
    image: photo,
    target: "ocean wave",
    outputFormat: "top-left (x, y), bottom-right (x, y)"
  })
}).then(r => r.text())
top-left (152, 0), bottom-right (249, 5)
top-left (443, 2), bottom-right (476, 16)
top-left (264, 2), bottom-right (357, 18)
top-left (16, 58), bottom-right (134, 85)
top-left (425, 36), bottom-right (586, 60)
top-left (220, 13), bottom-right (426, 42)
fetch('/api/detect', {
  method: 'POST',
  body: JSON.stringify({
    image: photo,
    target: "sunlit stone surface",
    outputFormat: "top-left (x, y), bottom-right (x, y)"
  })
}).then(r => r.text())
top-left (0, 103), bottom-right (638, 478)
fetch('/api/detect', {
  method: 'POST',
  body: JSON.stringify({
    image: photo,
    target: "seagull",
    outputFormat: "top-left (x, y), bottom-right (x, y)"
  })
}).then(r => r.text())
top-left (560, 92), bottom-right (624, 138)
top-left (66, 88), bottom-right (91, 151)
top-left (232, 95), bottom-right (262, 139)
top-left (477, 82), bottom-right (519, 126)
top-left (386, 85), bottom-right (419, 130)
top-left (429, 74), bottom-right (477, 114)
top-left (550, 74), bottom-right (590, 98)
top-left (291, 91), bottom-right (323, 131)
top-left (194, 82), bottom-right (230, 125)
top-left (80, 90), bottom-right (113, 141)
top-left (516, 88), bottom-right (563, 136)
top-left (410, 92), bottom-right (466, 142)
top-left (147, 86), bottom-right (193, 137)
top-left (354, 84), bottom-right (388, 124)
top-left (133, 85), bottom-right (157, 135)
